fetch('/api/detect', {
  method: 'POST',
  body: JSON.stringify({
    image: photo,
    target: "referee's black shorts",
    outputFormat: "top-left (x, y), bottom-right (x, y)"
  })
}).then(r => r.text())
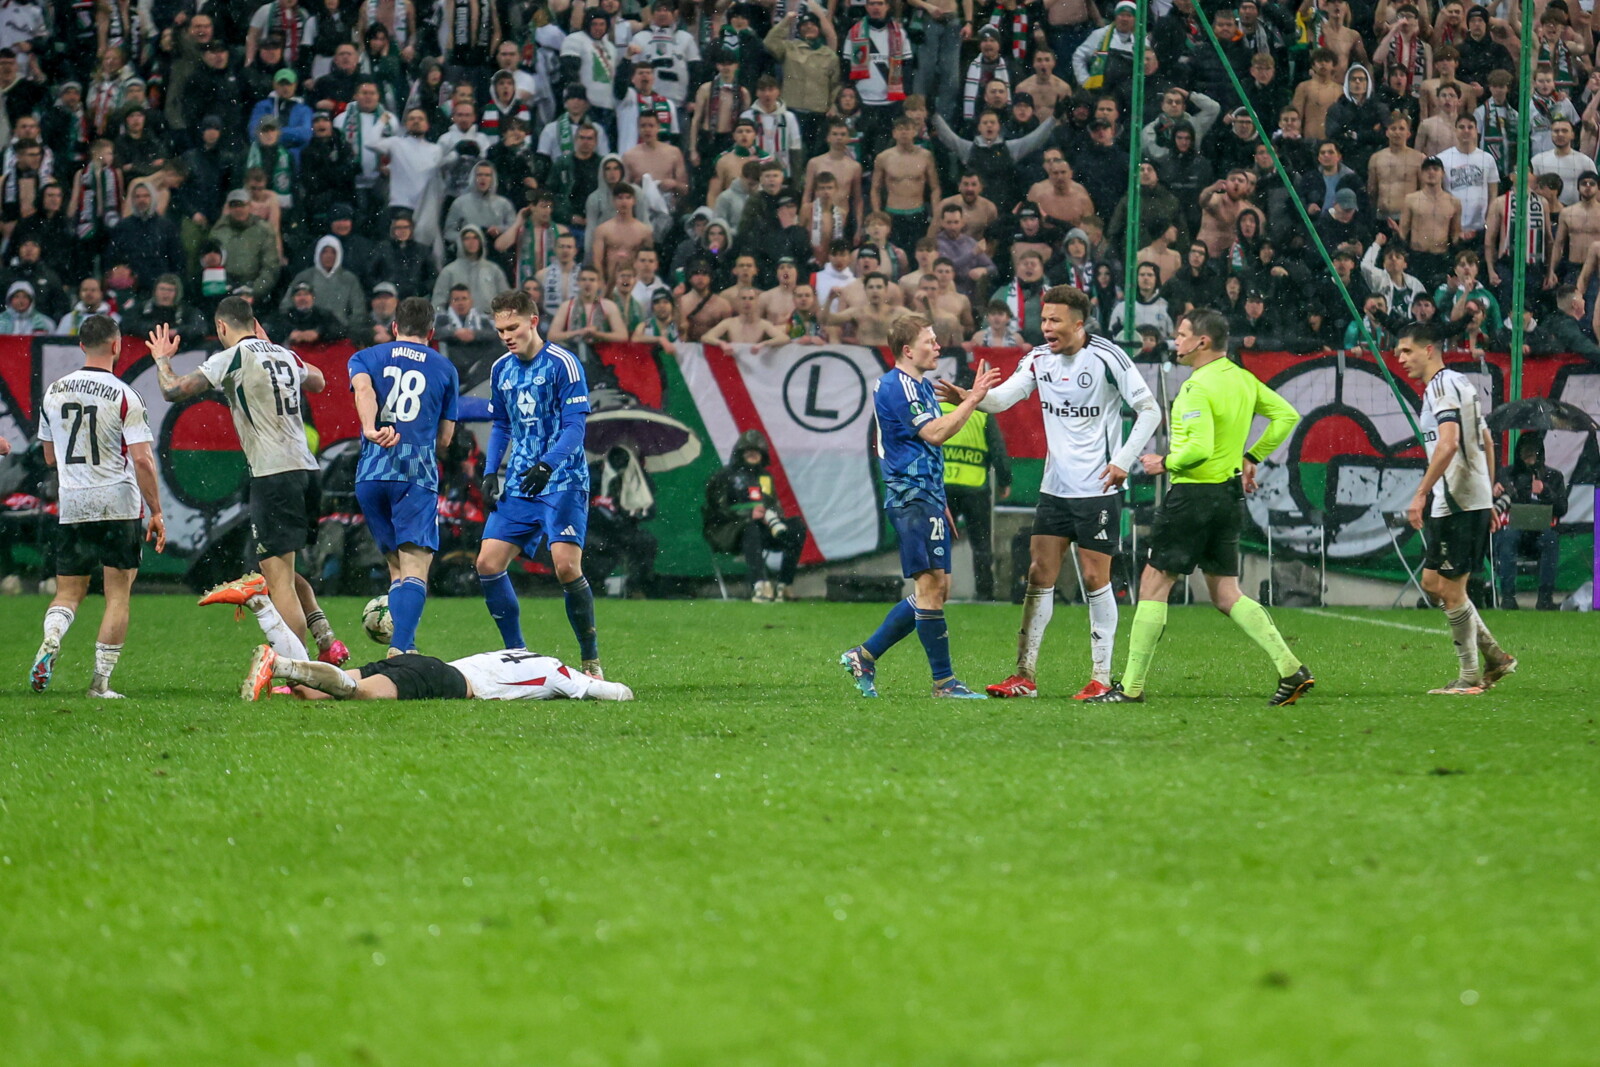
top-left (355, 654), bottom-right (469, 701)
top-left (1422, 509), bottom-right (1491, 580)
top-left (249, 469), bottom-right (322, 560)
top-left (1146, 478), bottom-right (1245, 577)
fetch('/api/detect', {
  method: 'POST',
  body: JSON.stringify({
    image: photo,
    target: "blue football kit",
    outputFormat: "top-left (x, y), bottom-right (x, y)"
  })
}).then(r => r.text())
top-left (875, 367), bottom-right (951, 578)
top-left (483, 341), bottom-right (592, 550)
top-left (349, 340), bottom-right (460, 553)
top-left (837, 364), bottom-right (981, 698)
top-left (348, 339), bottom-right (460, 653)
top-left (477, 339), bottom-right (600, 666)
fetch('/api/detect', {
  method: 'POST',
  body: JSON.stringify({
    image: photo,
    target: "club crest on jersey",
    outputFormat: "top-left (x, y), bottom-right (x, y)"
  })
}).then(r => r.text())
top-left (517, 390), bottom-right (539, 418)
top-left (533, 376), bottom-right (546, 385)
top-left (1078, 372), bottom-right (1093, 388)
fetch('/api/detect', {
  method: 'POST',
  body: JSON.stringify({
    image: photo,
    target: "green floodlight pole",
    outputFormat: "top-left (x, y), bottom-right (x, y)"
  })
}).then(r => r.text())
top-left (1120, 0), bottom-right (1150, 349)
top-left (1190, 0), bottom-right (1425, 447)
top-left (1507, 0), bottom-right (1537, 455)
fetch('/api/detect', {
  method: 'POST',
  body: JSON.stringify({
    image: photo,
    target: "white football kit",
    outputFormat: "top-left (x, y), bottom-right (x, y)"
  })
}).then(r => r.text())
top-left (449, 651), bottom-right (629, 701)
top-left (978, 335), bottom-right (1163, 498)
top-left (1420, 367), bottom-right (1493, 517)
top-left (199, 338), bottom-right (318, 478)
top-left (37, 369), bottom-right (154, 524)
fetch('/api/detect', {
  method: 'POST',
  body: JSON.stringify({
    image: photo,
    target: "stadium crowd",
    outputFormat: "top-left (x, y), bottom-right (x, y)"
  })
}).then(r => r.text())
top-left (3, 0), bottom-right (1600, 366)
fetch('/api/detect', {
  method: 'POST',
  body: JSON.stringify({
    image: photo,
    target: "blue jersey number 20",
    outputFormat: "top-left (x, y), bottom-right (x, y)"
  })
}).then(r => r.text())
top-left (381, 367), bottom-right (426, 423)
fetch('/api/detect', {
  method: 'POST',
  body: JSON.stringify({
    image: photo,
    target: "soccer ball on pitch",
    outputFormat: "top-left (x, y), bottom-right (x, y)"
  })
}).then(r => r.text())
top-left (362, 596), bottom-right (394, 644)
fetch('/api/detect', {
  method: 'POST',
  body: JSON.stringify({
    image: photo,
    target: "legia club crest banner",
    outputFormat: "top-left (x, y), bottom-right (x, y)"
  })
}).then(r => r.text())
top-left (674, 343), bottom-right (886, 563)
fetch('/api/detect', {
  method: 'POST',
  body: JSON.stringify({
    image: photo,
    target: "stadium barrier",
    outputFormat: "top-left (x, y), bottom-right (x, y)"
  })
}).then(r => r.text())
top-left (0, 336), bottom-right (1594, 586)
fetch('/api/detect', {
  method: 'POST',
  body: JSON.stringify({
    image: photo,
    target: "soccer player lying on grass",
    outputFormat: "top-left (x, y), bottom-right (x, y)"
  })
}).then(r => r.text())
top-left (242, 646), bottom-right (635, 702)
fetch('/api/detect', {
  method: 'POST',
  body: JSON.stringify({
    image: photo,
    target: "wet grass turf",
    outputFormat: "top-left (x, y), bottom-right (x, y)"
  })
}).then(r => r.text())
top-left (1, 596), bottom-right (1596, 1066)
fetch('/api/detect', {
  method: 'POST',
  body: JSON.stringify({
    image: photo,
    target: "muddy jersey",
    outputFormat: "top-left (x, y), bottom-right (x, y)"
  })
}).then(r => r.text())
top-left (199, 337), bottom-right (318, 478)
top-left (38, 368), bottom-right (153, 524)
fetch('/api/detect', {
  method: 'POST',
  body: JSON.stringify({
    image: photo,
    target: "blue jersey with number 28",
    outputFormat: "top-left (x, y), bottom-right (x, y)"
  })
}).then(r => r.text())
top-left (349, 341), bottom-right (460, 491)
top-left (875, 367), bottom-right (945, 510)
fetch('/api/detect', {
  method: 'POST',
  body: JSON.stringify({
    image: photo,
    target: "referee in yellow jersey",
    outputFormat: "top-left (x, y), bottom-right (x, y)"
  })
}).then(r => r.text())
top-left (1088, 309), bottom-right (1315, 706)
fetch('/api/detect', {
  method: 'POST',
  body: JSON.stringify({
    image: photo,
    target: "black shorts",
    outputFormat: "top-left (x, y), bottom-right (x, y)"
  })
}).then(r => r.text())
top-left (1422, 509), bottom-right (1491, 579)
top-left (1147, 479), bottom-right (1245, 577)
top-left (1032, 492), bottom-right (1121, 551)
top-left (356, 654), bottom-right (469, 701)
top-left (249, 469), bottom-right (322, 560)
top-left (56, 519), bottom-right (142, 575)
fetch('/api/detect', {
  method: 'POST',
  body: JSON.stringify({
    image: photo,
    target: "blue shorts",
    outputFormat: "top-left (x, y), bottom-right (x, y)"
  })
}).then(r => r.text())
top-left (483, 490), bottom-right (589, 554)
top-left (356, 480), bottom-right (439, 553)
top-left (888, 501), bottom-right (951, 578)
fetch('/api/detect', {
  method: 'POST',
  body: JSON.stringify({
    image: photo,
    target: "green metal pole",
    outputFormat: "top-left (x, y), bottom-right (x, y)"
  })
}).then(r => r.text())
top-left (1120, 0), bottom-right (1149, 349)
top-left (1507, 0), bottom-right (1536, 455)
top-left (1190, 0), bottom-right (1425, 446)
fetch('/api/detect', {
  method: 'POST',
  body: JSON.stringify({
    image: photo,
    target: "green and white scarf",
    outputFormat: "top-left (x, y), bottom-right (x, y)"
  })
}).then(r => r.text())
top-left (247, 142), bottom-right (294, 206)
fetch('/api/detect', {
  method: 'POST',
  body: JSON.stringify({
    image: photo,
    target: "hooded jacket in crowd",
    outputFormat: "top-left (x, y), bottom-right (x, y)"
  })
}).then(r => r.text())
top-left (0, 281), bottom-right (55, 334)
top-left (1325, 65), bottom-right (1389, 173)
top-left (432, 225), bottom-right (509, 310)
top-left (282, 235), bottom-right (366, 326)
top-left (702, 428), bottom-right (805, 591)
top-left (121, 281), bottom-right (209, 347)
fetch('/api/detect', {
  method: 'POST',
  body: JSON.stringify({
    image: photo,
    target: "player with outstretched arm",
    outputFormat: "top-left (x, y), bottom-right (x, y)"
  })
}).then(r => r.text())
top-left (242, 645), bottom-right (633, 702)
top-left (150, 300), bottom-right (350, 668)
top-left (348, 296), bottom-right (459, 656)
top-left (939, 284), bottom-right (1163, 700)
top-left (31, 315), bottom-right (166, 697)
top-left (840, 314), bottom-right (1003, 698)
top-left (475, 289), bottom-right (603, 678)
top-left (1088, 309), bottom-right (1313, 706)
top-left (1394, 322), bottom-right (1517, 694)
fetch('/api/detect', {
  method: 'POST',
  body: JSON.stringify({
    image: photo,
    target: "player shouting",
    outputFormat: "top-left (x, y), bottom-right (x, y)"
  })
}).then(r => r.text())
top-left (475, 289), bottom-right (603, 677)
top-left (242, 645), bottom-right (633, 702)
top-left (840, 315), bottom-right (1002, 698)
top-left (1089, 309), bottom-right (1313, 706)
top-left (150, 300), bottom-right (349, 667)
top-left (348, 296), bottom-right (459, 656)
top-left (1395, 323), bottom-right (1517, 694)
top-left (940, 285), bottom-right (1163, 700)
top-left (31, 315), bottom-right (166, 697)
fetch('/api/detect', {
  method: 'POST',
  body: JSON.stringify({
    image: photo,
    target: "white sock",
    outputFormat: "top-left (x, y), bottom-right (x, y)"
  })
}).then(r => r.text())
top-left (1444, 603), bottom-right (1481, 683)
top-left (245, 594), bottom-right (309, 660)
top-left (91, 642), bottom-right (123, 691)
top-left (277, 657), bottom-right (357, 698)
top-left (1473, 606), bottom-right (1504, 660)
top-left (305, 609), bottom-right (335, 651)
top-left (1086, 584), bottom-right (1117, 686)
top-left (1017, 585), bottom-right (1054, 680)
top-left (42, 605), bottom-right (74, 646)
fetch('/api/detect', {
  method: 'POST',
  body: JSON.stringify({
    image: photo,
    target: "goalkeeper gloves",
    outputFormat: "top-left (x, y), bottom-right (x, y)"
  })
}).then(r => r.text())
top-left (519, 461), bottom-right (554, 498)
top-left (481, 472), bottom-right (502, 512)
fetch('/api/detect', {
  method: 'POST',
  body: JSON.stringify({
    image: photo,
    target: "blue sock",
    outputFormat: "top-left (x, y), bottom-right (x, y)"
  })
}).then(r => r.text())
top-left (915, 608), bottom-right (953, 682)
top-left (863, 596), bottom-right (917, 659)
top-left (563, 577), bottom-right (599, 661)
top-left (388, 576), bottom-right (427, 652)
top-left (478, 570), bottom-right (524, 648)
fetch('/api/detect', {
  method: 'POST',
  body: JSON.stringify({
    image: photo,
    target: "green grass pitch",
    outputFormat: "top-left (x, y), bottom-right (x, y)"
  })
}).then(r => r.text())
top-left (1, 595), bottom-right (1596, 1066)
